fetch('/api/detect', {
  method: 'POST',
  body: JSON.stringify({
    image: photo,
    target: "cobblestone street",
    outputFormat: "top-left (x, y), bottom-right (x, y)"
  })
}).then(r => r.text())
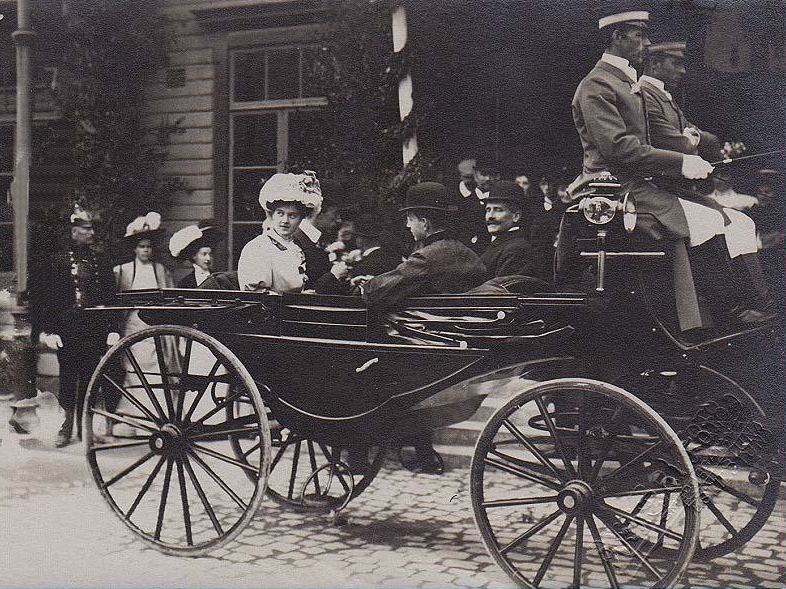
top-left (1, 396), bottom-right (785, 589)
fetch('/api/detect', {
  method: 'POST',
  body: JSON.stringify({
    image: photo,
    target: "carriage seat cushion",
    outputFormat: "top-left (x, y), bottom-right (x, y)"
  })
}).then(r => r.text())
top-left (466, 275), bottom-right (553, 295)
top-left (197, 271), bottom-right (240, 291)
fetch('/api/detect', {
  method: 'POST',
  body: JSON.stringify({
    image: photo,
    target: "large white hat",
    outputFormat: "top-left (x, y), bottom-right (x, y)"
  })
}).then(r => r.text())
top-left (123, 211), bottom-right (163, 241)
top-left (169, 219), bottom-right (224, 260)
top-left (258, 171), bottom-right (323, 218)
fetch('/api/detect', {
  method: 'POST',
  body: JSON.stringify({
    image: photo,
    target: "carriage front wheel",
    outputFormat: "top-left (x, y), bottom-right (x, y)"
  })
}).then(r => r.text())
top-left (471, 378), bottom-right (700, 589)
top-left (82, 325), bottom-right (271, 556)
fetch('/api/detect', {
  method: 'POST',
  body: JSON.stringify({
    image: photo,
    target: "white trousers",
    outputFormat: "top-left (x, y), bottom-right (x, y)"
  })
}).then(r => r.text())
top-left (678, 198), bottom-right (758, 258)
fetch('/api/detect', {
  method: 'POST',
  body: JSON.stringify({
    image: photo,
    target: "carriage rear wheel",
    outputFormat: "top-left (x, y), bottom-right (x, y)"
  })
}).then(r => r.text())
top-left (471, 378), bottom-right (699, 589)
top-left (228, 418), bottom-right (386, 512)
top-left (83, 325), bottom-right (271, 556)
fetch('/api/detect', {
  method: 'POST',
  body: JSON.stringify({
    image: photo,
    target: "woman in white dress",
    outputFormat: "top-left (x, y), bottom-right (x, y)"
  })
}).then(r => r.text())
top-left (112, 212), bottom-right (174, 436)
top-left (238, 171), bottom-right (323, 293)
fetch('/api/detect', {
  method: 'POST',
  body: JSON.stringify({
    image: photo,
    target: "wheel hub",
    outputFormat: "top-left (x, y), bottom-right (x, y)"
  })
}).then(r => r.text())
top-left (149, 424), bottom-right (186, 457)
top-left (557, 480), bottom-right (593, 514)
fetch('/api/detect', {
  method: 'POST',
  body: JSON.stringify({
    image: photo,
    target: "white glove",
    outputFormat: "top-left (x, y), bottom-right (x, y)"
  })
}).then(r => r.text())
top-left (681, 155), bottom-right (714, 180)
top-left (330, 261), bottom-right (349, 280)
top-left (39, 332), bottom-right (63, 350)
top-left (683, 127), bottom-right (701, 148)
top-left (106, 332), bottom-right (120, 346)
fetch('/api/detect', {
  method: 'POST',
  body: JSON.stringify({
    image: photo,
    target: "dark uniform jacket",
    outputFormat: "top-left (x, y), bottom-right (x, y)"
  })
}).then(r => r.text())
top-left (362, 231), bottom-right (487, 309)
top-left (29, 244), bottom-right (116, 342)
top-left (454, 191), bottom-right (491, 254)
top-left (314, 247), bottom-right (402, 296)
top-left (639, 77), bottom-right (719, 160)
top-left (571, 59), bottom-right (689, 241)
top-left (293, 228), bottom-right (331, 289)
top-left (479, 228), bottom-right (541, 279)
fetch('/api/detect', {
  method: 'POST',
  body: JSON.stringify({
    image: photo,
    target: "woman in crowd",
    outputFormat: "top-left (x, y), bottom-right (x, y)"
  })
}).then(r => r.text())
top-left (112, 212), bottom-right (174, 436)
top-left (169, 219), bottom-right (224, 288)
top-left (238, 171), bottom-right (323, 293)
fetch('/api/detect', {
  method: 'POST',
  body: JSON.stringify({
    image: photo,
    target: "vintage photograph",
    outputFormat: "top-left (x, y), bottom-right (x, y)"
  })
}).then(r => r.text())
top-left (1, 0), bottom-right (784, 587)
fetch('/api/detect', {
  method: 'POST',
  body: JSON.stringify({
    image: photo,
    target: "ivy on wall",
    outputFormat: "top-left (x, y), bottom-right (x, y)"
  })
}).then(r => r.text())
top-left (35, 0), bottom-right (188, 257)
top-left (287, 0), bottom-right (440, 212)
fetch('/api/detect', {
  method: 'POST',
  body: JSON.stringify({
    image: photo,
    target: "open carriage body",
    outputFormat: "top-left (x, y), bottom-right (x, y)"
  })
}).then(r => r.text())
top-left (81, 177), bottom-right (785, 589)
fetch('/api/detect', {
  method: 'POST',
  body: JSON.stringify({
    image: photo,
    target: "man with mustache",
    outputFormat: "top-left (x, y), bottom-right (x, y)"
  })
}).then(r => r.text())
top-left (479, 180), bottom-right (540, 278)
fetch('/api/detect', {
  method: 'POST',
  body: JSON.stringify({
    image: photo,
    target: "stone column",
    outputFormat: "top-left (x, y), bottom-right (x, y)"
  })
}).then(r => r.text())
top-left (8, 0), bottom-right (39, 434)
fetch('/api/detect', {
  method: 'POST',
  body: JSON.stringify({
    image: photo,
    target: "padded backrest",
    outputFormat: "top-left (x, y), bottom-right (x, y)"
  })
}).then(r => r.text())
top-left (281, 293), bottom-right (368, 340)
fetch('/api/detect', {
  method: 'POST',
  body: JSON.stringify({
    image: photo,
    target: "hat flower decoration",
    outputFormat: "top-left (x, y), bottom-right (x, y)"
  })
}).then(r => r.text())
top-left (258, 171), bottom-right (323, 219)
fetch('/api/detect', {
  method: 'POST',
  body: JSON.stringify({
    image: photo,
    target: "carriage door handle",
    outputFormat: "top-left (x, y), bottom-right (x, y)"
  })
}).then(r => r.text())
top-left (355, 357), bottom-right (379, 373)
top-left (596, 230), bottom-right (607, 292)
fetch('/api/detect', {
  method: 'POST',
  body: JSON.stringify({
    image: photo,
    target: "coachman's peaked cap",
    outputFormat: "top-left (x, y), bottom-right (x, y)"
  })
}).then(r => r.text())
top-left (399, 182), bottom-right (458, 213)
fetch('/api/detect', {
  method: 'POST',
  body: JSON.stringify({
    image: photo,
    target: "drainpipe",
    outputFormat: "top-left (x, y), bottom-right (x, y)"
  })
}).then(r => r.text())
top-left (8, 0), bottom-right (39, 434)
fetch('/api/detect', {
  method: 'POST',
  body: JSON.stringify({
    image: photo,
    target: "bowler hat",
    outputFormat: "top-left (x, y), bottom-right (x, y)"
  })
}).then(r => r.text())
top-left (399, 182), bottom-right (458, 213)
top-left (481, 180), bottom-right (527, 208)
top-left (352, 213), bottom-right (385, 238)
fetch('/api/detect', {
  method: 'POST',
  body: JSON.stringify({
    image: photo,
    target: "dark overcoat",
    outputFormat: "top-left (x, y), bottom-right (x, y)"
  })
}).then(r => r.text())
top-left (362, 231), bottom-right (487, 309)
top-left (314, 247), bottom-right (402, 295)
top-left (479, 229), bottom-right (541, 279)
top-left (177, 271), bottom-right (198, 289)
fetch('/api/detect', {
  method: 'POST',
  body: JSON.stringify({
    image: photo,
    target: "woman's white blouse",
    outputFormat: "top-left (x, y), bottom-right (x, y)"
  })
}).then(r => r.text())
top-left (238, 229), bottom-right (306, 293)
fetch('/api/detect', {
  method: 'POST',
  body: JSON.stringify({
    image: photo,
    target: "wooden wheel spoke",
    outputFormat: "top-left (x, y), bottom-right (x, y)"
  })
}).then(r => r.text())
top-left (154, 458), bottom-right (174, 540)
top-left (126, 456), bottom-right (166, 519)
top-left (601, 441), bottom-right (665, 484)
top-left (595, 502), bottom-right (683, 542)
top-left (182, 360), bottom-right (222, 424)
top-left (572, 514), bottom-right (584, 588)
top-left (533, 513), bottom-right (574, 586)
top-left (576, 393), bottom-right (590, 480)
top-left (103, 451), bottom-right (155, 489)
top-left (175, 337), bottom-right (193, 421)
top-left (125, 348), bottom-right (167, 421)
top-left (601, 485), bottom-right (684, 499)
top-left (153, 335), bottom-right (177, 420)
top-left (502, 418), bottom-right (564, 481)
top-left (317, 443), bottom-right (351, 494)
top-left (288, 440), bottom-right (302, 500)
top-left (589, 406), bottom-right (622, 484)
top-left (188, 421), bottom-right (259, 441)
top-left (184, 389), bottom-right (245, 433)
top-left (182, 454), bottom-right (224, 536)
top-left (101, 373), bottom-right (161, 425)
top-left (534, 395), bottom-right (577, 478)
top-left (597, 512), bottom-right (663, 580)
top-left (190, 442), bottom-right (260, 475)
top-left (695, 466), bottom-right (762, 508)
top-left (90, 439), bottom-right (151, 452)
top-left (307, 441), bottom-right (321, 496)
top-left (585, 514), bottom-right (620, 589)
top-left (90, 407), bottom-right (157, 434)
top-left (702, 493), bottom-right (739, 536)
top-left (187, 449), bottom-right (248, 511)
top-left (482, 495), bottom-right (559, 509)
top-left (176, 458), bottom-right (193, 546)
top-left (270, 435), bottom-right (298, 471)
top-left (500, 509), bottom-right (562, 555)
top-left (485, 452), bottom-right (561, 491)
top-left (242, 441), bottom-right (262, 460)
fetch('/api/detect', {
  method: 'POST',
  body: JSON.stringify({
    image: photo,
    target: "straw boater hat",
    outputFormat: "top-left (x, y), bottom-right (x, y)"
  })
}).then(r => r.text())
top-left (169, 219), bottom-right (224, 261)
top-left (597, 2), bottom-right (649, 29)
top-left (123, 211), bottom-right (163, 243)
top-left (258, 171), bottom-right (323, 219)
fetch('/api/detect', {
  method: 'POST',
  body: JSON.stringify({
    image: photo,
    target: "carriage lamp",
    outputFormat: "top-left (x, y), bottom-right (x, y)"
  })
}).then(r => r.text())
top-left (580, 196), bottom-right (617, 225)
top-left (622, 192), bottom-right (637, 233)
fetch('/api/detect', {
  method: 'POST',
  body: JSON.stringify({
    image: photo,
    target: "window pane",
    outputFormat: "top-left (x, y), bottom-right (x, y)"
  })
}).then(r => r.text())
top-left (288, 109), bottom-right (332, 168)
top-left (232, 223), bottom-right (265, 270)
top-left (233, 51), bottom-right (266, 102)
top-left (267, 48), bottom-right (300, 100)
top-left (233, 113), bottom-right (278, 167)
top-left (232, 169), bottom-right (274, 222)
top-left (301, 46), bottom-right (324, 98)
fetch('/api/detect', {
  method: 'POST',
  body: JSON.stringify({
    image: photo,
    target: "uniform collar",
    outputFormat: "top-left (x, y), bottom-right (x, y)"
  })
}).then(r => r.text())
top-left (297, 218), bottom-right (322, 244)
top-left (422, 230), bottom-right (450, 247)
top-left (639, 75), bottom-right (673, 101)
top-left (601, 53), bottom-right (638, 83)
top-left (475, 187), bottom-right (489, 200)
top-left (490, 226), bottom-right (521, 242)
top-left (459, 181), bottom-right (473, 198)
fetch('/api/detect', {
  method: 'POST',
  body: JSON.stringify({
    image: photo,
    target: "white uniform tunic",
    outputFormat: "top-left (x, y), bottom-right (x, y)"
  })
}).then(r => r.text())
top-left (238, 228), bottom-right (306, 293)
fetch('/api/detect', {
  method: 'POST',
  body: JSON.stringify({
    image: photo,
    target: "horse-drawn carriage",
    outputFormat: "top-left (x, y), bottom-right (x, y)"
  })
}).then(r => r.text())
top-left (82, 176), bottom-right (784, 588)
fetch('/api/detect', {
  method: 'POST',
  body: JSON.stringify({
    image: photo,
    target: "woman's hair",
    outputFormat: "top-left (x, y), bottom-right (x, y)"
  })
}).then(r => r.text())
top-left (265, 200), bottom-right (310, 217)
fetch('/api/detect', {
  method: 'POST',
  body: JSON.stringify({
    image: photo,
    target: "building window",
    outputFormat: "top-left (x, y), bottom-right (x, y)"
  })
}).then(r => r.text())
top-left (227, 45), bottom-right (328, 267)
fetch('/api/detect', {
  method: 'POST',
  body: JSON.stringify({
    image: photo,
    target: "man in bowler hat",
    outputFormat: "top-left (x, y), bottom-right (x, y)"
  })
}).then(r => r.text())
top-left (362, 182), bottom-right (487, 309)
top-left (479, 180), bottom-right (541, 279)
top-left (28, 205), bottom-right (118, 447)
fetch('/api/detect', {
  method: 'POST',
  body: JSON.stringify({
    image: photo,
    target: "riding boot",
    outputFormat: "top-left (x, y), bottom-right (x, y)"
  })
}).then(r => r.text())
top-left (687, 236), bottom-right (739, 322)
top-left (727, 253), bottom-right (778, 324)
top-left (55, 409), bottom-right (75, 448)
